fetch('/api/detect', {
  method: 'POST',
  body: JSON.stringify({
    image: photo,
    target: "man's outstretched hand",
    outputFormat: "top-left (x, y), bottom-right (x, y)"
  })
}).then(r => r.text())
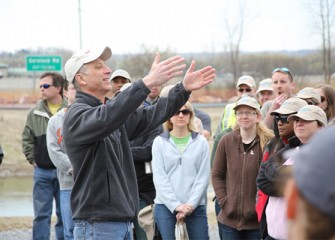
top-left (183, 60), bottom-right (216, 92)
top-left (143, 52), bottom-right (186, 88)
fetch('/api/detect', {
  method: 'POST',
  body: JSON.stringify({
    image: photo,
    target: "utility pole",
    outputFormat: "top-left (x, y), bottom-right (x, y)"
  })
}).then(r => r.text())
top-left (78, 0), bottom-right (83, 49)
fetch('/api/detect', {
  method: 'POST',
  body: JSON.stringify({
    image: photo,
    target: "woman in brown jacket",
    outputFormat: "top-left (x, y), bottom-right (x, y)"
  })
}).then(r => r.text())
top-left (212, 96), bottom-right (273, 240)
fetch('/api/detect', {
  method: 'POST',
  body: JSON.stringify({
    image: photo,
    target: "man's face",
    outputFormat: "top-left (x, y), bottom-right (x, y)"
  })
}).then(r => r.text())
top-left (39, 75), bottom-right (60, 101)
top-left (110, 77), bottom-right (129, 93)
top-left (236, 84), bottom-right (255, 97)
top-left (148, 85), bottom-right (162, 99)
top-left (258, 90), bottom-right (273, 106)
top-left (272, 72), bottom-right (295, 97)
top-left (79, 58), bottom-right (112, 95)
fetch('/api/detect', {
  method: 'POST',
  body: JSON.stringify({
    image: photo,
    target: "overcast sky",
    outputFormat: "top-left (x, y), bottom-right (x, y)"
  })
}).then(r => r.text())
top-left (0, 0), bottom-right (321, 54)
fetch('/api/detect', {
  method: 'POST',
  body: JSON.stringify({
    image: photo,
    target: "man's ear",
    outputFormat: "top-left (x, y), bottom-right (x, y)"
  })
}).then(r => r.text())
top-left (75, 73), bottom-right (86, 86)
top-left (286, 179), bottom-right (298, 220)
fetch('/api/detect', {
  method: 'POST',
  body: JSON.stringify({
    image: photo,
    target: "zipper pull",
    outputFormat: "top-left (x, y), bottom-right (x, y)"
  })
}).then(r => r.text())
top-left (179, 157), bottom-right (182, 165)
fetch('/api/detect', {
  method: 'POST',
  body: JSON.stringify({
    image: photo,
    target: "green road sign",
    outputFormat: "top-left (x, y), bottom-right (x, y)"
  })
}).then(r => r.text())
top-left (26, 56), bottom-right (62, 71)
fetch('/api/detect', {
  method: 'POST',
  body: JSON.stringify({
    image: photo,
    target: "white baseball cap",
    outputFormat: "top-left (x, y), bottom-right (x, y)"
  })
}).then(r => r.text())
top-left (233, 95), bottom-right (260, 112)
top-left (296, 87), bottom-right (321, 103)
top-left (256, 78), bottom-right (273, 94)
top-left (236, 75), bottom-right (256, 88)
top-left (65, 46), bottom-right (112, 82)
top-left (287, 105), bottom-right (327, 127)
top-left (110, 69), bottom-right (131, 82)
top-left (271, 97), bottom-right (307, 115)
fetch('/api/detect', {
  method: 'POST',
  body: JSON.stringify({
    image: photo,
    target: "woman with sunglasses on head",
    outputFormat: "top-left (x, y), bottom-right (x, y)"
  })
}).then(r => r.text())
top-left (212, 96), bottom-right (274, 240)
top-left (152, 101), bottom-right (210, 240)
top-left (315, 84), bottom-right (335, 125)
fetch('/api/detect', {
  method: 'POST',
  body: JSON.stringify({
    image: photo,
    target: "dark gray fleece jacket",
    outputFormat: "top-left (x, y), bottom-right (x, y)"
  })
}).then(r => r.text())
top-left (63, 80), bottom-right (190, 222)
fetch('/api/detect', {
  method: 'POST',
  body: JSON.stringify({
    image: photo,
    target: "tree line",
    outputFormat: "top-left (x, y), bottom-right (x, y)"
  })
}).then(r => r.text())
top-left (0, 46), bottom-right (334, 88)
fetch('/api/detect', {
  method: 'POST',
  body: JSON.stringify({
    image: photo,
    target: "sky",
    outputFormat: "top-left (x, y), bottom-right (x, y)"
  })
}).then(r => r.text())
top-left (0, 0), bottom-right (322, 55)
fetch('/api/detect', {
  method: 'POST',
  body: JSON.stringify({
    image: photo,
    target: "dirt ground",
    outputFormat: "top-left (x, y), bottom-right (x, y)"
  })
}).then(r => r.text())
top-left (0, 217), bottom-right (33, 231)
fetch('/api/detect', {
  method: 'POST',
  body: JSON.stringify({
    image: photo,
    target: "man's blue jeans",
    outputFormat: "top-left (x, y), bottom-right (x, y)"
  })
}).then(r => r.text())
top-left (33, 167), bottom-right (64, 240)
top-left (73, 220), bottom-right (133, 240)
top-left (154, 204), bottom-right (209, 240)
top-left (60, 189), bottom-right (74, 240)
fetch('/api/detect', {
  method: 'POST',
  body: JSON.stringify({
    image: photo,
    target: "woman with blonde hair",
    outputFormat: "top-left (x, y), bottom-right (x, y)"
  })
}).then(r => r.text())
top-left (152, 101), bottom-right (210, 240)
top-left (212, 96), bottom-right (274, 240)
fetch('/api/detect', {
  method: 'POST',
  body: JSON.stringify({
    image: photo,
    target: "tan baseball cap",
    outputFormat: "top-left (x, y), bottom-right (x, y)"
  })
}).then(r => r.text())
top-left (236, 75), bottom-right (256, 88)
top-left (296, 87), bottom-right (321, 103)
top-left (288, 105), bottom-right (327, 126)
top-left (256, 78), bottom-right (273, 94)
top-left (110, 69), bottom-right (131, 82)
top-left (138, 205), bottom-right (155, 240)
top-left (271, 97), bottom-right (307, 115)
top-left (65, 46), bottom-right (112, 82)
top-left (233, 96), bottom-right (260, 111)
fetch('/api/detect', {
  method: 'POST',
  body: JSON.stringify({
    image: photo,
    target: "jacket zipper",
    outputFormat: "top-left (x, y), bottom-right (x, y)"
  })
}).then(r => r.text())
top-left (237, 151), bottom-right (247, 230)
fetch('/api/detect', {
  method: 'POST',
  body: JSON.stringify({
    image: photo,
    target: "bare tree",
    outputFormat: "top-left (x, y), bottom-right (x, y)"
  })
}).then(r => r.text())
top-left (219, 0), bottom-right (255, 85)
top-left (308, 0), bottom-right (335, 83)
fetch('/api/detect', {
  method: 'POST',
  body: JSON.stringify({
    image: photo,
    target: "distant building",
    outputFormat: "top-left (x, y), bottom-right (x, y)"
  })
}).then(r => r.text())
top-left (0, 63), bottom-right (9, 78)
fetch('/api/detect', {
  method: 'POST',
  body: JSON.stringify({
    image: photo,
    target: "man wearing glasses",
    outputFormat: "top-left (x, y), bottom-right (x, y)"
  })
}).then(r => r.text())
top-left (22, 72), bottom-right (67, 239)
top-left (214, 75), bottom-right (256, 137)
top-left (261, 67), bottom-right (296, 129)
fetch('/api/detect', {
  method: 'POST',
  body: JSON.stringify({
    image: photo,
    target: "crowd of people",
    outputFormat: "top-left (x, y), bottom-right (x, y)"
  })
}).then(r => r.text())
top-left (21, 47), bottom-right (335, 240)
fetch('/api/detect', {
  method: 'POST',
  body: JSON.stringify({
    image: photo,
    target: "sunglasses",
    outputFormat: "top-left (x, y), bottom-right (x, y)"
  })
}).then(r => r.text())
top-left (321, 96), bottom-right (326, 103)
top-left (237, 88), bottom-right (252, 93)
top-left (306, 99), bottom-right (318, 105)
top-left (274, 114), bottom-right (294, 124)
top-left (272, 67), bottom-right (291, 74)
top-left (174, 109), bottom-right (191, 116)
top-left (39, 83), bottom-right (54, 89)
top-left (272, 67), bottom-right (293, 79)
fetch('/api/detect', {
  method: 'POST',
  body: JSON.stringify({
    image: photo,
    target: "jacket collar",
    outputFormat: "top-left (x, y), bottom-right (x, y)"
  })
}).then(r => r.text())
top-left (75, 91), bottom-right (103, 107)
top-left (288, 135), bottom-right (301, 148)
top-left (160, 130), bottom-right (198, 140)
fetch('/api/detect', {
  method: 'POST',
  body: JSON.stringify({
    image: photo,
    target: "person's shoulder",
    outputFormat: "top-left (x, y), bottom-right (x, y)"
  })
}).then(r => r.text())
top-left (220, 129), bottom-right (236, 141)
top-left (49, 109), bottom-right (66, 122)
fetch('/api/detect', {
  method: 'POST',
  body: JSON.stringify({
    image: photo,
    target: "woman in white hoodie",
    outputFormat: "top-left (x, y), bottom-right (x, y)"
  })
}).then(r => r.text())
top-left (152, 101), bottom-right (210, 240)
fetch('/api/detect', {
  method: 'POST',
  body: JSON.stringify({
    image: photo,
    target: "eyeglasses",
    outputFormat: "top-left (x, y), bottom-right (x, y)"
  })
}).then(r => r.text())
top-left (274, 114), bottom-right (293, 124)
top-left (39, 84), bottom-right (54, 89)
top-left (174, 109), bottom-right (191, 116)
top-left (321, 96), bottom-right (326, 103)
top-left (237, 88), bottom-right (252, 93)
top-left (235, 111), bottom-right (257, 117)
